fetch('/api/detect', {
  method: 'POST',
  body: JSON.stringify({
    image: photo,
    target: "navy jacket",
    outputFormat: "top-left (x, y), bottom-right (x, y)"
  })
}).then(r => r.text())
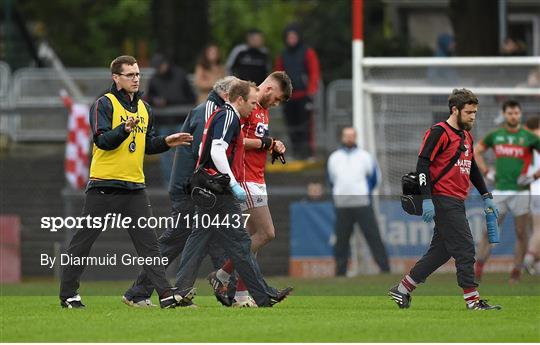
top-left (168, 90), bottom-right (225, 200)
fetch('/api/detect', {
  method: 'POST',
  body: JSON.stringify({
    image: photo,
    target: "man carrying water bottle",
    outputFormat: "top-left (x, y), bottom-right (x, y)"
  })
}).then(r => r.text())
top-left (388, 88), bottom-right (501, 311)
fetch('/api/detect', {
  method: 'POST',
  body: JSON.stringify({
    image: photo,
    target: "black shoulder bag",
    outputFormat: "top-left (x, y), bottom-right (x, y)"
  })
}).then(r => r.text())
top-left (401, 130), bottom-right (465, 216)
top-left (189, 112), bottom-right (232, 209)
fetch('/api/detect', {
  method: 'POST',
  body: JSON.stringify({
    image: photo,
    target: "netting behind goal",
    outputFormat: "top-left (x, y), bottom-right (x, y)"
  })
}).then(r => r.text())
top-left (362, 61), bottom-right (540, 196)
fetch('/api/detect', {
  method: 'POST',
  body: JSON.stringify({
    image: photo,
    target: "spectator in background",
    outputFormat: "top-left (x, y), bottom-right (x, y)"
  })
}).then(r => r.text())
top-left (428, 33), bottom-right (457, 123)
top-left (327, 127), bottom-right (390, 276)
top-left (275, 23), bottom-right (320, 160)
top-left (527, 68), bottom-right (540, 88)
top-left (147, 54), bottom-right (196, 186)
top-left (501, 37), bottom-right (527, 56)
top-left (194, 43), bottom-right (225, 104)
top-left (434, 33), bottom-right (455, 57)
top-left (428, 33), bottom-right (456, 83)
top-left (226, 29), bottom-right (270, 85)
top-left (307, 182), bottom-right (324, 201)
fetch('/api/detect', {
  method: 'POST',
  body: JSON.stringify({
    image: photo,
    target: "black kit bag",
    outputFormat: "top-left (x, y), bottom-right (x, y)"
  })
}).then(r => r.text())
top-left (190, 166), bottom-right (230, 194)
top-left (400, 173), bottom-right (424, 216)
top-left (188, 109), bottom-right (234, 209)
top-left (401, 129), bottom-right (465, 216)
top-left (190, 167), bottom-right (230, 209)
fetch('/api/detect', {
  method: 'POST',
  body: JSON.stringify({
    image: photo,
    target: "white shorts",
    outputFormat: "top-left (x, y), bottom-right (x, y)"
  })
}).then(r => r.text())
top-left (530, 180), bottom-right (540, 215)
top-left (530, 196), bottom-right (540, 216)
top-left (240, 182), bottom-right (268, 211)
top-left (493, 190), bottom-right (530, 217)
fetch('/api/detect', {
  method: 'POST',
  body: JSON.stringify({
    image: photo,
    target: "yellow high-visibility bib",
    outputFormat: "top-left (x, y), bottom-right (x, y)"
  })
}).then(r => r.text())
top-left (89, 93), bottom-right (148, 183)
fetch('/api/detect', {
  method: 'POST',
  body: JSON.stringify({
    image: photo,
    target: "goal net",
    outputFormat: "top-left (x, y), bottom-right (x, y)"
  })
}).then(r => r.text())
top-left (361, 57), bottom-right (540, 196)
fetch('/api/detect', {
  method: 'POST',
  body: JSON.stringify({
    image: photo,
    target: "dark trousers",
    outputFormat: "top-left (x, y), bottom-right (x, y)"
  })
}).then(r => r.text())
top-left (175, 195), bottom-right (275, 307)
top-left (283, 97), bottom-right (313, 159)
top-left (124, 195), bottom-right (228, 299)
top-left (59, 188), bottom-right (171, 299)
top-left (158, 125), bottom-right (181, 188)
top-left (409, 195), bottom-right (478, 289)
top-left (334, 205), bottom-right (390, 276)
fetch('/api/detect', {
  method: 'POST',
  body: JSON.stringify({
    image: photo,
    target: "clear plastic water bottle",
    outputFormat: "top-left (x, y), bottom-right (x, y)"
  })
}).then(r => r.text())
top-left (485, 208), bottom-right (499, 244)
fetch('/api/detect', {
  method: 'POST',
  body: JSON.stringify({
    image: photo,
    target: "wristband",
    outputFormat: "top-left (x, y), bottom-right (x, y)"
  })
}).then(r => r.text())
top-left (481, 192), bottom-right (493, 200)
top-left (260, 136), bottom-right (274, 151)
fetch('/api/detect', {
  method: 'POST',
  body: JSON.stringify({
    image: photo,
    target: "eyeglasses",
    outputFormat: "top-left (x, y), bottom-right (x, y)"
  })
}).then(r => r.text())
top-left (117, 72), bottom-right (142, 80)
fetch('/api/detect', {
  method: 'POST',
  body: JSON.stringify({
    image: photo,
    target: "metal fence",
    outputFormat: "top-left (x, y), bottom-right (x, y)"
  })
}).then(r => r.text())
top-left (0, 61), bottom-right (11, 108)
top-left (325, 79), bottom-right (353, 153)
top-left (0, 66), bottom-right (154, 142)
top-left (10, 67), bottom-right (155, 107)
top-left (0, 63), bottom-right (329, 152)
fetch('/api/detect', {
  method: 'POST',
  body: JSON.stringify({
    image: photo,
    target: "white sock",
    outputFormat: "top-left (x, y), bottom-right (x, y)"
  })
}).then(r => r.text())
top-left (216, 269), bottom-right (230, 284)
top-left (397, 275), bottom-right (417, 294)
top-left (524, 252), bottom-right (535, 266)
top-left (235, 290), bottom-right (249, 299)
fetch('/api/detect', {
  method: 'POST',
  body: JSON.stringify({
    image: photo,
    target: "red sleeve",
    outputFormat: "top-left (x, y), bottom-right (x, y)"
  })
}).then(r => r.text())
top-left (305, 48), bottom-right (320, 96)
top-left (274, 55), bottom-right (284, 72)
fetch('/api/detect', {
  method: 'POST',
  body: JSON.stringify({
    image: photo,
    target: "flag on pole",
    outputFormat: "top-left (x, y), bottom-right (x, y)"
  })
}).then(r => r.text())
top-left (61, 90), bottom-right (90, 189)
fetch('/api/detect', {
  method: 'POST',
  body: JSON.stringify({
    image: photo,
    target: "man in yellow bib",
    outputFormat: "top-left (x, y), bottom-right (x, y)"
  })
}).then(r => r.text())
top-left (59, 55), bottom-right (193, 309)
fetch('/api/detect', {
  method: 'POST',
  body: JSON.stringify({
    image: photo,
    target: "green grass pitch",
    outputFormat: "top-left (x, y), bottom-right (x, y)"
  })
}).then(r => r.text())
top-left (1, 273), bottom-right (539, 342)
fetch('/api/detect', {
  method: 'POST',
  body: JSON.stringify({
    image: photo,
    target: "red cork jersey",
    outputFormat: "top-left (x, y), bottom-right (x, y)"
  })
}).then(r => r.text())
top-left (241, 103), bottom-right (269, 184)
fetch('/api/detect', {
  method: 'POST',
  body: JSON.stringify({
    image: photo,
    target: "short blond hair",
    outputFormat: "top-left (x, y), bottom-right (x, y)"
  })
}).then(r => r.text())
top-left (228, 80), bottom-right (258, 102)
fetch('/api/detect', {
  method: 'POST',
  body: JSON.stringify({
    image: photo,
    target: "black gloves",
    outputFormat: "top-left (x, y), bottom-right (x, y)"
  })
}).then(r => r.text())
top-left (260, 136), bottom-right (286, 164)
top-left (260, 136), bottom-right (274, 151)
top-left (271, 150), bottom-right (286, 165)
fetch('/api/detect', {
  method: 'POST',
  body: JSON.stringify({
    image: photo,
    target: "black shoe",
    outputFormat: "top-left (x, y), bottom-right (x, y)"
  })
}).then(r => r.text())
top-left (269, 286), bottom-right (293, 306)
top-left (214, 293), bottom-right (232, 307)
top-left (122, 295), bottom-right (157, 308)
top-left (207, 271), bottom-right (231, 307)
top-left (60, 294), bottom-right (86, 309)
top-left (159, 287), bottom-right (196, 309)
top-left (388, 285), bottom-right (411, 309)
top-left (177, 298), bottom-right (198, 308)
top-left (467, 299), bottom-right (502, 310)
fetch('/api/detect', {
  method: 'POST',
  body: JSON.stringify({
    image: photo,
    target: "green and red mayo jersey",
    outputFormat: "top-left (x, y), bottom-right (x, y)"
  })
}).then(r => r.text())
top-left (481, 126), bottom-right (540, 191)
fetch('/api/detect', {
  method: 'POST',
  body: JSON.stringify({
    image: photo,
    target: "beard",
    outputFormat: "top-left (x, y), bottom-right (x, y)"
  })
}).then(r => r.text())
top-left (457, 112), bottom-right (473, 131)
top-left (258, 93), bottom-right (271, 109)
top-left (506, 119), bottom-right (519, 128)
